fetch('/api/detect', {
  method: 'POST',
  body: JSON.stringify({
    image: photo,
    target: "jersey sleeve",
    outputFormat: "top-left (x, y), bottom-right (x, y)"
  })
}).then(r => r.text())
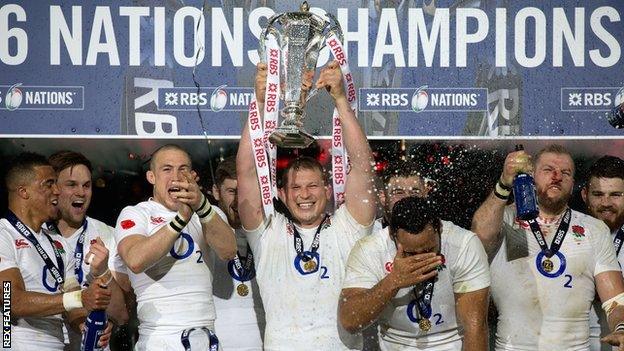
top-left (592, 219), bottom-right (621, 276)
top-left (343, 237), bottom-right (383, 290)
top-left (0, 226), bottom-right (17, 272)
top-left (115, 206), bottom-right (149, 245)
top-left (241, 214), bottom-right (274, 259)
top-left (451, 234), bottom-right (491, 294)
top-left (334, 205), bottom-right (374, 252)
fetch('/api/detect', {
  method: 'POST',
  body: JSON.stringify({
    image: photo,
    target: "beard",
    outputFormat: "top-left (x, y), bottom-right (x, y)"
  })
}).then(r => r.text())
top-left (537, 187), bottom-right (571, 215)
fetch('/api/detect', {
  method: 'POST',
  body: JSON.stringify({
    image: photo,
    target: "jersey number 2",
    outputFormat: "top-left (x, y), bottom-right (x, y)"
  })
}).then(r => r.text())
top-left (563, 274), bottom-right (573, 288)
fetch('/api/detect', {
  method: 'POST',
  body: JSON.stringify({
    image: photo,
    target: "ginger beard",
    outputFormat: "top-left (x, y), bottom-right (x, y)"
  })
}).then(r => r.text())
top-left (534, 153), bottom-right (575, 216)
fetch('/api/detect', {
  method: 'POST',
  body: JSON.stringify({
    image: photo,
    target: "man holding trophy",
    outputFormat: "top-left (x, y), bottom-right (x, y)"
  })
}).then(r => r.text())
top-left (236, 3), bottom-right (377, 350)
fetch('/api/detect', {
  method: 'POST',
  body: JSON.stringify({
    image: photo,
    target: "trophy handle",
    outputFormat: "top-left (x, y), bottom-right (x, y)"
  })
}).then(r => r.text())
top-left (258, 14), bottom-right (284, 64)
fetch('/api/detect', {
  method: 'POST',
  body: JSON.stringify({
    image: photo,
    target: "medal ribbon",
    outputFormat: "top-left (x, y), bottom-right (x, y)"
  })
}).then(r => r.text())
top-left (527, 208), bottom-right (572, 258)
top-left (248, 38), bottom-right (281, 219)
top-left (248, 98), bottom-right (274, 219)
top-left (412, 278), bottom-right (435, 322)
top-left (290, 214), bottom-right (329, 262)
top-left (263, 39), bottom-right (280, 197)
top-left (231, 244), bottom-right (255, 282)
top-left (47, 219), bottom-right (88, 284)
top-left (6, 211), bottom-right (65, 285)
top-left (326, 34), bottom-right (357, 209)
top-left (180, 327), bottom-right (219, 351)
top-left (614, 223), bottom-right (624, 256)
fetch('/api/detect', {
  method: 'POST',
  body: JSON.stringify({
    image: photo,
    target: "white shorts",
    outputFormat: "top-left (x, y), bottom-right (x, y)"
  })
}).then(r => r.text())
top-left (135, 329), bottom-right (221, 351)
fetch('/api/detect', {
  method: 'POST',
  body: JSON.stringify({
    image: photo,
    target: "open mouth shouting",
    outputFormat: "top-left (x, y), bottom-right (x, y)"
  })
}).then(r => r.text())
top-left (71, 199), bottom-right (85, 210)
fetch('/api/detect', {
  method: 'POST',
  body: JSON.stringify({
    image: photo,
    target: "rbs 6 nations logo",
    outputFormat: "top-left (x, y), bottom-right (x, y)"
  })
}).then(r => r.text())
top-left (360, 87), bottom-right (487, 113)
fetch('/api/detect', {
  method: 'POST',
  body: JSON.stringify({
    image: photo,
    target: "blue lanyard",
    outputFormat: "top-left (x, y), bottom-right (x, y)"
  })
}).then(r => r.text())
top-left (180, 327), bottom-right (219, 351)
top-left (614, 224), bottom-right (624, 256)
top-left (229, 244), bottom-right (255, 282)
top-left (6, 211), bottom-right (65, 285)
top-left (73, 220), bottom-right (89, 284)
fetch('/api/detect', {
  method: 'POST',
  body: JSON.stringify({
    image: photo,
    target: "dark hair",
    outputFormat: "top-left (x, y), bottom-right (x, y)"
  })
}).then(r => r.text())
top-left (382, 159), bottom-right (424, 186)
top-left (5, 152), bottom-right (50, 190)
top-left (215, 156), bottom-right (237, 187)
top-left (48, 150), bottom-right (93, 174)
top-left (149, 144), bottom-right (191, 170)
top-left (390, 196), bottom-right (440, 235)
top-left (280, 156), bottom-right (327, 187)
top-left (586, 155), bottom-right (624, 182)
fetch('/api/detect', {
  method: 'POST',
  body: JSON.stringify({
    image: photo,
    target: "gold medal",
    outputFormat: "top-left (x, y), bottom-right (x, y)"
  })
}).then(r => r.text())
top-left (418, 318), bottom-right (431, 332)
top-left (541, 258), bottom-right (554, 273)
top-left (304, 260), bottom-right (317, 272)
top-left (236, 283), bottom-right (249, 297)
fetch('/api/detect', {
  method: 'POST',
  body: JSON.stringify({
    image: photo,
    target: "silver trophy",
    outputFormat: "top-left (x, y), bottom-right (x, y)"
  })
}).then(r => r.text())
top-left (259, 2), bottom-right (343, 148)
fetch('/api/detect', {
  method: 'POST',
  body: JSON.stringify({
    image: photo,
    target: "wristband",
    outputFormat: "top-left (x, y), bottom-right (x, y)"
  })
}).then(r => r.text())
top-left (96, 269), bottom-right (114, 288)
top-left (616, 322), bottom-right (624, 333)
top-left (168, 213), bottom-right (188, 233)
top-left (494, 181), bottom-right (511, 200)
top-left (196, 195), bottom-right (212, 218)
top-left (497, 179), bottom-right (512, 191)
top-left (63, 290), bottom-right (83, 311)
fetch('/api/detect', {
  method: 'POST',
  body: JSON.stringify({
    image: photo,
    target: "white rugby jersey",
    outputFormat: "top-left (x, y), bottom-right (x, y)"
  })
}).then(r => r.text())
top-left (589, 228), bottom-right (624, 351)
top-left (48, 217), bottom-right (118, 351)
top-left (210, 206), bottom-right (264, 350)
top-left (115, 199), bottom-right (216, 337)
top-left (245, 205), bottom-right (373, 350)
top-left (0, 218), bottom-right (75, 351)
top-left (343, 221), bottom-right (490, 350)
top-left (491, 207), bottom-right (620, 351)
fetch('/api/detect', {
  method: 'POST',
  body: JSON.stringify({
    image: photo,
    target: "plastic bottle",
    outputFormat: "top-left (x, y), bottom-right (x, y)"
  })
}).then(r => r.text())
top-left (513, 145), bottom-right (539, 220)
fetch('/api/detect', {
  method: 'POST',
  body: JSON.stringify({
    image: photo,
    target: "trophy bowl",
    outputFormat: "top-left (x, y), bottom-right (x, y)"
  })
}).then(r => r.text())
top-left (258, 2), bottom-right (343, 148)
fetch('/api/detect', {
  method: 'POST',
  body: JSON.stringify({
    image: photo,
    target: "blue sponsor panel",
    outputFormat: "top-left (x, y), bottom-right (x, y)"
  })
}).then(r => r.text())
top-left (0, 85), bottom-right (84, 111)
top-left (359, 88), bottom-right (487, 113)
top-left (157, 87), bottom-right (255, 112)
top-left (561, 87), bottom-right (624, 111)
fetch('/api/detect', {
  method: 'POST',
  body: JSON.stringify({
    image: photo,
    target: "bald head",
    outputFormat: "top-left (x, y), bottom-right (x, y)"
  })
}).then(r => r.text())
top-left (149, 144), bottom-right (192, 171)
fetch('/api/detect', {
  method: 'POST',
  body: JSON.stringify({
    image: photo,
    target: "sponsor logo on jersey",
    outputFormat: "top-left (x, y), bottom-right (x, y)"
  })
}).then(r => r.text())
top-left (120, 219), bottom-right (136, 230)
top-left (150, 216), bottom-right (165, 225)
top-left (14, 239), bottom-right (30, 249)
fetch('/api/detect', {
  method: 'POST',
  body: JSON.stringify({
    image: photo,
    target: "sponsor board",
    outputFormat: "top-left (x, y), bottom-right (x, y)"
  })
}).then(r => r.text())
top-left (0, 84), bottom-right (84, 111)
top-left (359, 87), bottom-right (488, 113)
top-left (158, 86), bottom-right (254, 112)
top-left (561, 87), bottom-right (624, 111)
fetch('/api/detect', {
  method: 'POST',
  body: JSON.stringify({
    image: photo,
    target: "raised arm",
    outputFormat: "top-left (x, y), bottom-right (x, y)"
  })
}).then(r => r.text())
top-left (117, 224), bottom-right (186, 274)
top-left (316, 61), bottom-right (376, 225)
top-left (237, 63), bottom-right (267, 231)
top-left (471, 150), bottom-right (531, 256)
top-left (455, 287), bottom-right (489, 351)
